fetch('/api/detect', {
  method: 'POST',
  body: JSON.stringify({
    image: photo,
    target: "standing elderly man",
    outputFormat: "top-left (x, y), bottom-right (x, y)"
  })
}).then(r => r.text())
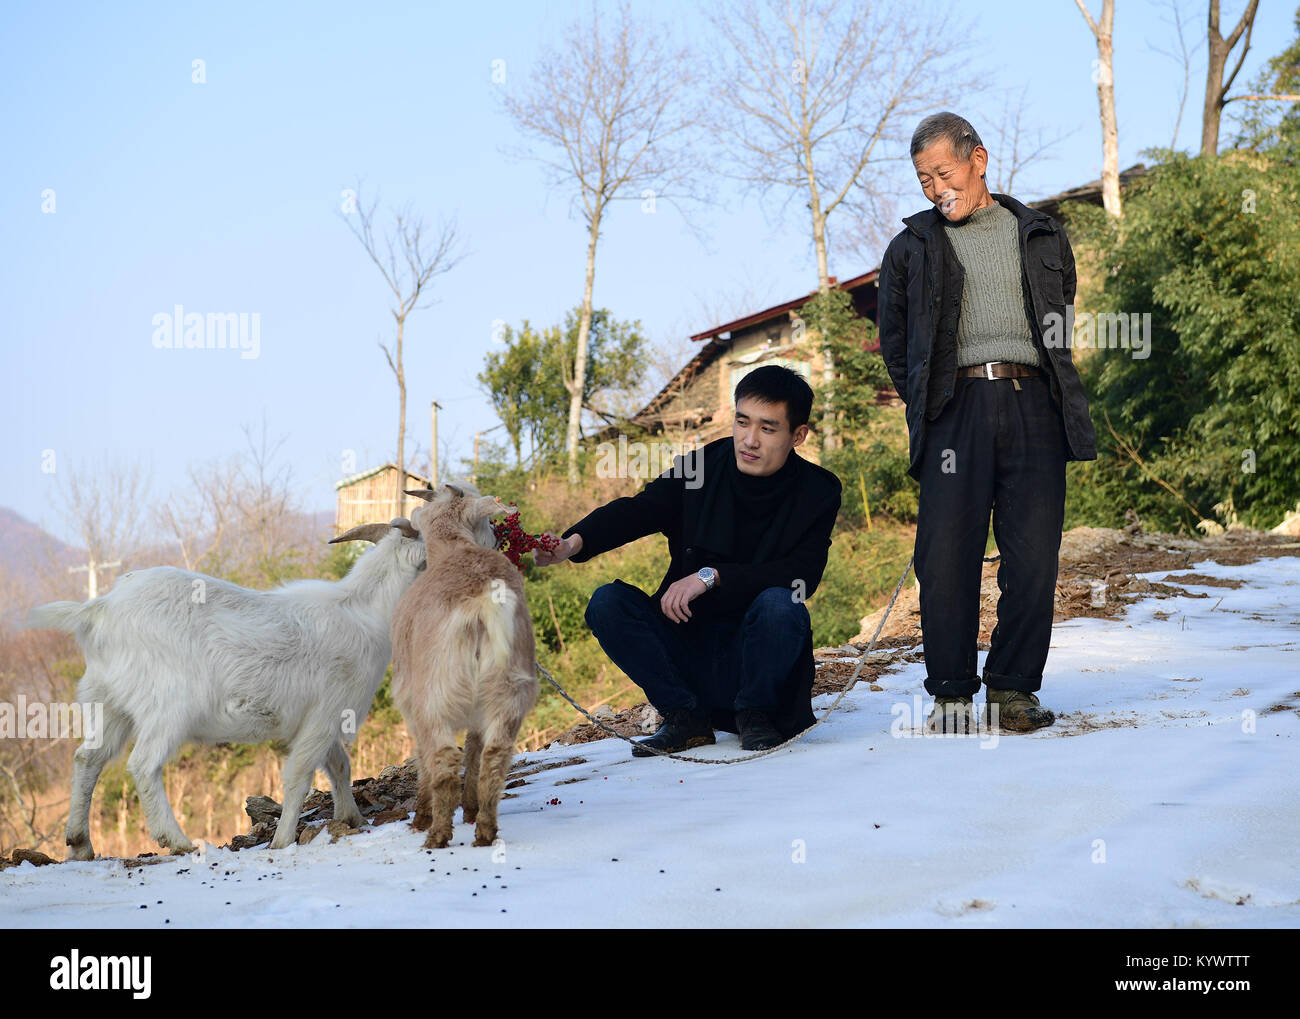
top-left (877, 111), bottom-right (1097, 733)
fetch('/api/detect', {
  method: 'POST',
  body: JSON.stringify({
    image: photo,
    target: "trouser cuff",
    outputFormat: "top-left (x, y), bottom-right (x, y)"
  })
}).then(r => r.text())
top-left (982, 669), bottom-right (1043, 694)
top-left (923, 676), bottom-right (981, 698)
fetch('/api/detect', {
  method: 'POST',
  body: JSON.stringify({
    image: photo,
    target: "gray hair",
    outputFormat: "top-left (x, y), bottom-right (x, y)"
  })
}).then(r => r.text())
top-left (910, 112), bottom-right (984, 161)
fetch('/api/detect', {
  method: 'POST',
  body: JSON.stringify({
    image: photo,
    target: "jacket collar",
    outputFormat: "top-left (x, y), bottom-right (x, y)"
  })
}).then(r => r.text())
top-left (902, 191), bottom-right (1053, 238)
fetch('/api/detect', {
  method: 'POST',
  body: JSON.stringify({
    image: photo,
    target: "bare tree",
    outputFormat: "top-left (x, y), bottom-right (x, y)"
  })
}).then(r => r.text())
top-left (501, 0), bottom-right (702, 484)
top-left (1076, 0), bottom-right (1123, 217)
top-left (685, 267), bottom-right (784, 338)
top-left (153, 420), bottom-right (316, 586)
top-left (708, 0), bottom-right (978, 446)
top-left (155, 460), bottom-right (239, 572)
top-left (1201, 0), bottom-right (1261, 155)
top-left (708, 0), bottom-right (978, 285)
top-left (1147, 0), bottom-right (1200, 151)
top-left (984, 85), bottom-right (1077, 196)
top-left (59, 457), bottom-right (152, 599)
top-left (341, 181), bottom-right (463, 515)
top-left (231, 420), bottom-right (298, 581)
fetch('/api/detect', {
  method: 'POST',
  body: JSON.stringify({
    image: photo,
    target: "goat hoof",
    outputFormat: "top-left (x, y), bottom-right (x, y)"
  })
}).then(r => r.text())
top-left (462, 808), bottom-right (478, 824)
top-left (423, 832), bottom-right (450, 850)
top-left (473, 830), bottom-right (496, 848)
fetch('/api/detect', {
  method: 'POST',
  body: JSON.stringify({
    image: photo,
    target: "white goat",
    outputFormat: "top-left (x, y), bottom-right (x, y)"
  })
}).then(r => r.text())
top-left (28, 505), bottom-right (495, 859)
top-left (391, 485), bottom-right (538, 850)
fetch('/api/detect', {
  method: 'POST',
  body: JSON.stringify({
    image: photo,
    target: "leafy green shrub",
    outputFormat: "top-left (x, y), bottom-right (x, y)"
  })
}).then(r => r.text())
top-left (1062, 150), bottom-right (1300, 531)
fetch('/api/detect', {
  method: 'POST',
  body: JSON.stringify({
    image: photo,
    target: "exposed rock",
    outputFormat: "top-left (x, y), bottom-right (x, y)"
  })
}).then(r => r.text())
top-left (12, 848), bottom-right (56, 867)
top-left (245, 795), bottom-right (282, 826)
top-left (229, 821), bottom-right (275, 851)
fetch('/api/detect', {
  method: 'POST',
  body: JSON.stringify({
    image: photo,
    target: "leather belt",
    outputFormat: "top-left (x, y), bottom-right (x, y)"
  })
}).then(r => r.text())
top-left (956, 361), bottom-right (1045, 380)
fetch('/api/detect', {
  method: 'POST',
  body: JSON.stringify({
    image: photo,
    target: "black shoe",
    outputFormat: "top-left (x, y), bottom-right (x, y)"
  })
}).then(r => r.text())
top-left (632, 708), bottom-right (715, 758)
top-left (736, 709), bottom-right (784, 751)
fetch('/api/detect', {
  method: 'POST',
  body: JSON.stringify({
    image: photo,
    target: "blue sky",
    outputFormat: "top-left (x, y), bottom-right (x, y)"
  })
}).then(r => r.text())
top-left (2, 0), bottom-right (1290, 546)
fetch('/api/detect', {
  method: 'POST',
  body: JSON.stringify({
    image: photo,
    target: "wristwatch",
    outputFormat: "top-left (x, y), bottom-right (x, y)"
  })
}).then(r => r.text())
top-left (697, 566), bottom-right (718, 591)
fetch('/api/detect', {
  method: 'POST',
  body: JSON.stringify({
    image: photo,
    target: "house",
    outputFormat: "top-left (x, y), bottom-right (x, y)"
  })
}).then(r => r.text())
top-left (622, 270), bottom-right (889, 458)
top-left (1028, 163), bottom-right (1146, 221)
top-left (334, 463), bottom-right (433, 533)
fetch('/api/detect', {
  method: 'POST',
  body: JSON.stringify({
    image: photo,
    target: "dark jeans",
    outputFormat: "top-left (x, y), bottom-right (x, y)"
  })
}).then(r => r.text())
top-left (914, 374), bottom-right (1066, 697)
top-left (583, 580), bottom-right (811, 732)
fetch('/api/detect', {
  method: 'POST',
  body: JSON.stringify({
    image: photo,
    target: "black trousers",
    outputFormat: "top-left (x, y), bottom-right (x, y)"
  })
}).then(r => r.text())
top-left (914, 374), bottom-right (1066, 697)
top-left (583, 580), bottom-right (812, 734)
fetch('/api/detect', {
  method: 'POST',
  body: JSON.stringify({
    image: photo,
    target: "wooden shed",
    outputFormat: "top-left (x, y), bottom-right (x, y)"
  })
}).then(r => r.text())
top-left (334, 463), bottom-right (434, 534)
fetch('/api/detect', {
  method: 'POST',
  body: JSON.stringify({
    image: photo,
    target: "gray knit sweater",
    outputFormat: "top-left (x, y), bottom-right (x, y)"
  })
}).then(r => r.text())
top-left (943, 201), bottom-right (1040, 367)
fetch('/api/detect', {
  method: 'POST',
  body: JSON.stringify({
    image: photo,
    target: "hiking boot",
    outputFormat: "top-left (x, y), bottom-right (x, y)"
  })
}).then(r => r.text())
top-left (631, 707), bottom-right (715, 757)
top-left (926, 695), bottom-right (974, 734)
top-left (736, 709), bottom-right (784, 751)
top-left (985, 688), bottom-right (1055, 732)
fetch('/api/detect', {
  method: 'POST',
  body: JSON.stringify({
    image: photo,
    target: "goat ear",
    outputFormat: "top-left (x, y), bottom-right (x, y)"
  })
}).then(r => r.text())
top-left (404, 489), bottom-right (435, 502)
top-left (444, 484), bottom-right (465, 499)
top-left (390, 517), bottom-right (420, 539)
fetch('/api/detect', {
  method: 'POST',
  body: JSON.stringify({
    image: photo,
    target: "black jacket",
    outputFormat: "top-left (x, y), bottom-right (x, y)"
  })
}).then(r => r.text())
top-left (876, 192), bottom-right (1097, 477)
top-left (562, 436), bottom-right (842, 734)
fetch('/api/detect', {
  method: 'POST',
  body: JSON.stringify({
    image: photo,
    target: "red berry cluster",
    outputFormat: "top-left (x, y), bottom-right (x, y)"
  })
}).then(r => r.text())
top-left (491, 506), bottom-right (561, 572)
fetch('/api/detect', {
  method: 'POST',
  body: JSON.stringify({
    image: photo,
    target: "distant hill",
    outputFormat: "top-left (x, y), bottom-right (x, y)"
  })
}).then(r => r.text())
top-left (0, 506), bottom-right (82, 586)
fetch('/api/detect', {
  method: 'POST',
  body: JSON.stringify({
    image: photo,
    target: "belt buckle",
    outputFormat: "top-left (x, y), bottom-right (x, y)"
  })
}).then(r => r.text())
top-left (984, 361), bottom-right (996, 381)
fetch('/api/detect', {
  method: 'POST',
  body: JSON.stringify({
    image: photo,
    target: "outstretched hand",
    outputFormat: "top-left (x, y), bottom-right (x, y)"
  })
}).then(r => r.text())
top-left (534, 532), bottom-right (581, 567)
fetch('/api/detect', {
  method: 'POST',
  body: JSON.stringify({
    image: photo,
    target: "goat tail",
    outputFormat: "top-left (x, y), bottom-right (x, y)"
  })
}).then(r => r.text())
top-left (26, 600), bottom-right (91, 634)
top-left (473, 586), bottom-right (519, 681)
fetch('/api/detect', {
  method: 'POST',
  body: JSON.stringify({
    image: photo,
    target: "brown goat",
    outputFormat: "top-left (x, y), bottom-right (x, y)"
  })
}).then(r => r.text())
top-left (391, 485), bottom-right (538, 849)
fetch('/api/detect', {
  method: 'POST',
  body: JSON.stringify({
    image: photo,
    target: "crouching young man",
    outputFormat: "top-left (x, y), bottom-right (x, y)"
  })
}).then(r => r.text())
top-left (534, 365), bottom-right (842, 756)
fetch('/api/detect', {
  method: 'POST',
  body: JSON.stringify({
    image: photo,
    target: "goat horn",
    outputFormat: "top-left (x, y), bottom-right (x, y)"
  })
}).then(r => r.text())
top-left (404, 488), bottom-right (436, 501)
top-left (329, 522), bottom-right (392, 545)
top-left (445, 484), bottom-right (465, 498)
top-left (390, 517), bottom-right (419, 539)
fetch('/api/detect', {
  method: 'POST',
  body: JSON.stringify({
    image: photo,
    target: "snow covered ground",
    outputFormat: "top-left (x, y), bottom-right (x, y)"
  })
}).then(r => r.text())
top-left (2, 556), bottom-right (1297, 928)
